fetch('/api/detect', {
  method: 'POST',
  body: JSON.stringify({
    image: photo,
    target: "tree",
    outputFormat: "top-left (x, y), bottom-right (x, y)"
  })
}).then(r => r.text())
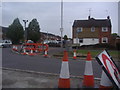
top-left (112, 33), bottom-right (120, 38)
top-left (27, 19), bottom-right (40, 43)
top-left (63, 35), bottom-right (68, 40)
top-left (6, 18), bottom-right (24, 44)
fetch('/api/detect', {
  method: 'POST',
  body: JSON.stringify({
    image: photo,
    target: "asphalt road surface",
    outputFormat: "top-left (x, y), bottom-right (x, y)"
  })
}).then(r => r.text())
top-left (2, 48), bottom-right (104, 78)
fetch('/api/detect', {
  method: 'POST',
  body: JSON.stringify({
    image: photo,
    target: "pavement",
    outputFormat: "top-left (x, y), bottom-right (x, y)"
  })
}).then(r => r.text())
top-left (2, 68), bottom-right (100, 88)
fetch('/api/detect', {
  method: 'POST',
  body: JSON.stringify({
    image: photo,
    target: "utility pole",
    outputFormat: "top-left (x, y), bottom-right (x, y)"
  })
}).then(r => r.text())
top-left (23, 20), bottom-right (28, 42)
top-left (0, 0), bottom-right (2, 7)
top-left (60, 0), bottom-right (63, 48)
top-left (47, 31), bottom-right (48, 44)
top-left (0, 1), bottom-right (2, 40)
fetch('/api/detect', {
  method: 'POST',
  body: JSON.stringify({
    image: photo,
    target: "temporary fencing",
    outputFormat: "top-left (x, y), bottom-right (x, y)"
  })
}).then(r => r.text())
top-left (12, 43), bottom-right (49, 56)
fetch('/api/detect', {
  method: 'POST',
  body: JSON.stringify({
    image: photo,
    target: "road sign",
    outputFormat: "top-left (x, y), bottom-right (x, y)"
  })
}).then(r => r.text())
top-left (96, 50), bottom-right (120, 89)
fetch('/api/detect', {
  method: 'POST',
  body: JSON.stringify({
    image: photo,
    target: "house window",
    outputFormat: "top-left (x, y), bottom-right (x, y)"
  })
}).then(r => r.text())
top-left (102, 27), bottom-right (108, 32)
top-left (91, 27), bottom-right (95, 32)
top-left (102, 37), bottom-right (108, 43)
top-left (77, 27), bottom-right (82, 33)
top-left (79, 39), bottom-right (83, 43)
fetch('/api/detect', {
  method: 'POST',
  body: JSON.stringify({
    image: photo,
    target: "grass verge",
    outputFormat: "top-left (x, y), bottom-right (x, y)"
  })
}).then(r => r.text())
top-left (77, 49), bottom-right (120, 59)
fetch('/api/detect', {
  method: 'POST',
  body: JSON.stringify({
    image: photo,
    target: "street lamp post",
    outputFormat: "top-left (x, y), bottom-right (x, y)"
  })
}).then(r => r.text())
top-left (47, 31), bottom-right (48, 44)
top-left (23, 20), bottom-right (28, 42)
top-left (60, 28), bottom-right (63, 47)
top-left (60, 0), bottom-right (63, 48)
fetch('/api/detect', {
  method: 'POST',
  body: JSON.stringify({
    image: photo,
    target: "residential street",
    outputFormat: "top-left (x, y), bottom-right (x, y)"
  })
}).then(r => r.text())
top-left (2, 47), bottom-right (102, 78)
top-left (1, 1), bottom-right (120, 89)
top-left (2, 47), bottom-right (120, 88)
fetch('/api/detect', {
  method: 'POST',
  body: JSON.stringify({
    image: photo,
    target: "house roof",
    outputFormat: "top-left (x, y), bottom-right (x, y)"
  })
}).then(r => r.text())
top-left (41, 32), bottom-right (61, 38)
top-left (72, 17), bottom-right (112, 28)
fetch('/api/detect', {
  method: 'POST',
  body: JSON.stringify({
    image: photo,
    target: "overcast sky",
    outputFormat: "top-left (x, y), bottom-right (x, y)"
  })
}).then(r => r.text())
top-left (1, 1), bottom-right (119, 38)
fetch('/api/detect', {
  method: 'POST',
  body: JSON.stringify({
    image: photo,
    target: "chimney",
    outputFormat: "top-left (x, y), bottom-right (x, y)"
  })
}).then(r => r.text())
top-left (88, 16), bottom-right (90, 20)
top-left (107, 16), bottom-right (110, 19)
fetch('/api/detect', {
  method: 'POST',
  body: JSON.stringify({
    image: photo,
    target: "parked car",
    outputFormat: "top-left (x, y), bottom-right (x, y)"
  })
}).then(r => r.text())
top-left (0, 40), bottom-right (12, 48)
top-left (26, 40), bottom-right (34, 43)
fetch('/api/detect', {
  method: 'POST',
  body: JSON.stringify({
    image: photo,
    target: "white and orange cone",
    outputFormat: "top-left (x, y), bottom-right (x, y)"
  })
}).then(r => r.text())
top-left (99, 71), bottom-right (113, 90)
top-left (83, 52), bottom-right (94, 87)
top-left (13, 45), bottom-right (18, 51)
top-left (28, 49), bottom-right (36, 56)
top-left (58, 51), bottom-right (70, 88)
top-left (12, 45), bottom-right (15, 50)
top-left (73, 50), bottom-right (77, 60)
top-left (44, 50), bottom-right (48, 57)
top-left (21, 48), bottom-right (27, 55)
top-left (35, 49), bottom-right (38, 53)
top-left (15, 46), bottom-right (18, 51)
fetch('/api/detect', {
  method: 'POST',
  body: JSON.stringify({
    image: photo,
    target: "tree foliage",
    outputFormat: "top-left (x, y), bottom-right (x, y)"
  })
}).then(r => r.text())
top-left (6, 18), bottom-right (24, 44)
top-left (112, 33), bottom-right (120, 38)
top-left (27, 19), bottom-right (40, 43)
top-left (63, 35), bottom-right (68, 40)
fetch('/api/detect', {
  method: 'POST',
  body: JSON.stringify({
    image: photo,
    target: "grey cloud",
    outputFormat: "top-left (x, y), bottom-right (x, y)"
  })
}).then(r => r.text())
top-left (2, 2), bottom-right (118, 38)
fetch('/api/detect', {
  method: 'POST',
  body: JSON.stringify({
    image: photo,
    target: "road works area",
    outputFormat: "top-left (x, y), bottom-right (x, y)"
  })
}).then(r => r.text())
top-left (2, 69), bottom-right (100, 88)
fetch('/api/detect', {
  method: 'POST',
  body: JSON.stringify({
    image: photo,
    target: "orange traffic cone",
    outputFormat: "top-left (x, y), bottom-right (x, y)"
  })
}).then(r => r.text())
top-left (73, 50), bottom-right (77, 60)
top-left (21, 48), bottom-right (27, 55)
top-left (13, 45), bottom-right (18, 51)
top-left (15, 46), bottom-right (18, 51)
top-left (99, 71), bottom-right (113, 90)
top-left (83, 52), bottom-right (94, 87)
top-left (28, 49), bottom-right (36, 56)
top-left (12, 45), bottom-right (15, 50)
top-left (58, 51), bottom-right (70, 88)
top-left (44, 50), bottom-right (48, 57)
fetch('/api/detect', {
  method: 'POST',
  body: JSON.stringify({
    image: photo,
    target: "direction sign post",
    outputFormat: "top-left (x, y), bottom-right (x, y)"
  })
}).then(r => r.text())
top-left (96, 50), bottom-right (120, 89)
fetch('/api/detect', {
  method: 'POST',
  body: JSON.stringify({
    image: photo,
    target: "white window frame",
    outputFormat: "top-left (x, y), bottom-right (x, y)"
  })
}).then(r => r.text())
top-left (102, 37), bottom-right (108, 43)
top-left (77, 27), bottom-right (82, 33)
top-left (91, 27), bottom-right (95, 32)
top-left (102, 27), bottom-right (108, 32)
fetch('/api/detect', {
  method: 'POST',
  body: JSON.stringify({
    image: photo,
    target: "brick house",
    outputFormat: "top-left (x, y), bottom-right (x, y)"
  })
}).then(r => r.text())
top-left (72, 16), bottom-right (112, 46)
top-left (40, 32), bottom-right (61, 42)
